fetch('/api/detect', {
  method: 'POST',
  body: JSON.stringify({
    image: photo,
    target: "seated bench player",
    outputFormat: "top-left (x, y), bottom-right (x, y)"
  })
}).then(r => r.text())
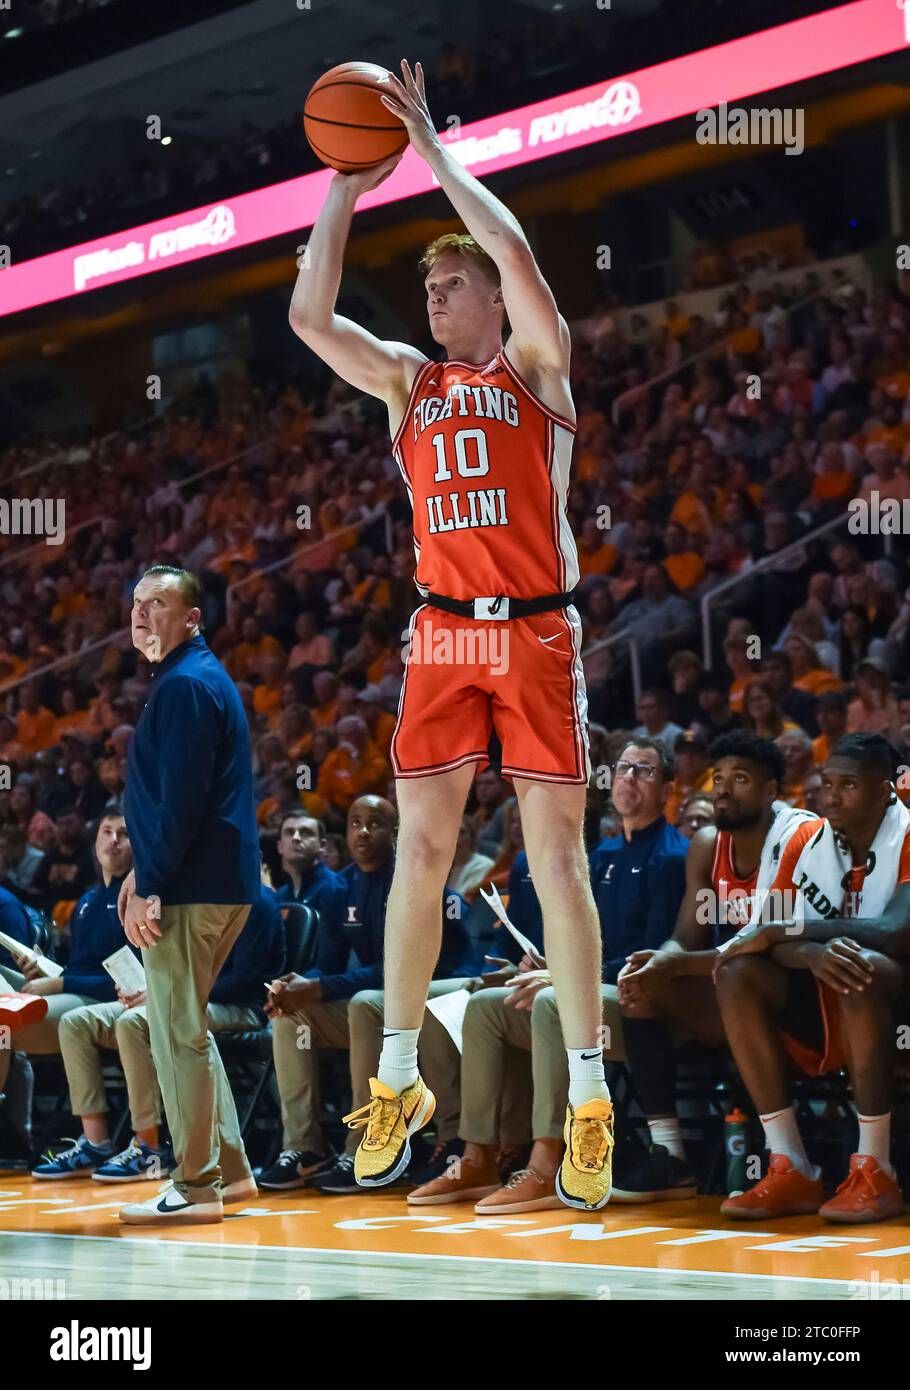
top-left (716, 734), bottom-right (910, 1224)
top-left (258, 794), bottom-right (474, 1194)
top-left (614, 732), bottom-right (815, 1201)
top-left (0, 804), bottom-right (135, 1146)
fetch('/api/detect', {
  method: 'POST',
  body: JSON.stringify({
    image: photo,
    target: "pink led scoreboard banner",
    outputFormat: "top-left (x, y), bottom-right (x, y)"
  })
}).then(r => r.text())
top-left (0, 0), bottom-right (905, 319)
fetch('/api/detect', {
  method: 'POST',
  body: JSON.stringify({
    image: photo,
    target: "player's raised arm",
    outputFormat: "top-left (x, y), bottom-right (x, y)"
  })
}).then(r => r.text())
top-left (380, 59), bottom-right (570, 375)
top-left (289, 155), bottom-right (426, 404)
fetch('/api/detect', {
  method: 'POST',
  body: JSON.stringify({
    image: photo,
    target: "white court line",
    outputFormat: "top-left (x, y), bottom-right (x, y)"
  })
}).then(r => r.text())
top-left (0, 1228), bottom-right (869, 1289)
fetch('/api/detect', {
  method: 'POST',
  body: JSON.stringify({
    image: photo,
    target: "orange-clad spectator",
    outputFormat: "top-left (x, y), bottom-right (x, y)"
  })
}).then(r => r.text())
top-left (847, 659), bottom-right (900, 737)
top-left (310, 670), bottom-right (340, 730)
top-left (227, 616), bottom-right (285, 682)
top-left (726, 310), bottom-right (761, 357)
top-left (670, 463), bottom-right (716, 538)
top-left (811, 691), bottom-right (849, 764)
top-left (274, 392), bottom-right (311, 450)
top-left (209, 520), bottom-right (258, 577)
top-left (863, 403), bottom-right (910, 455)
top-left (265, 676), bottom-right (308, 735)
top-left (53, 686), bottom-right (100, 742)
top-left (784, 634), bottom-right (844, 697)
top-left (316, 715), bottom-right (390, 816)
top-left (353, 567), bottom-right (392, 614)
top-left (277, 704), bottom-right (313, 762)
top-left (577, 405), bottom-right (611, 486)
top-left (876, 361), bottom-right (910, 402)
top-left (252, 651), bottom-right (288, 721)
top-left (339, 627), bottom-right (391, 686)
top-left (16, 684), bottom-right (57, 753)
top-left (718, 459), bottom-right (763, 512)
top-left (664, 732), bottom-right (713, 826)
top-left (354, 687), bottom-right (397, 759)
top-left (607, 551), bottom-right (647, 609)
top-left (663, 300), bottom-right (691, 342)
top-left (0, 645), bottom-right (27, 693)
top-left (807, 444), bottom-right (854, 512)
top-left (50, 575), bottom-right (89, 625)
top-left (577, 517), bottom-right (617, 579)
top-left (774, 356), bottom-right (816, 416)
top-left (288, 611), bottom-right (334, 671)
top-left (87, 675), bottom-right (123, 736)
top-left (317, 499), bottom-right (359, 554)
top-left (662, 521), bottom-right (705, 592)
top-left (857, 446), bottom-right (910, 507)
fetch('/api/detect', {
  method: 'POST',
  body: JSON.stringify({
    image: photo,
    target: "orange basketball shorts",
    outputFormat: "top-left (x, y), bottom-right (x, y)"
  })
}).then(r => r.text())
top-left (391, 603), bottom-right (591, 784)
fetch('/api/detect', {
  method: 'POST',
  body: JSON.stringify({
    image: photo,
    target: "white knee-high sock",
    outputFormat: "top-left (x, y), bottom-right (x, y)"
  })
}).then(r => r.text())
top-left (759, 1105), bottom-right (819, 1179)
top-left (856, 1112), bottom-right (894, 1175)
top-left (377, 1027), bottom-right (420, 1093)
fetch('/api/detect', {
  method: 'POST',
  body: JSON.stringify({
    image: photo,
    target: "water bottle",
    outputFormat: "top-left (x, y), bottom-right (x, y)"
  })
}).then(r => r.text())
top-left (725, 1107), bottom-right (749, 1196)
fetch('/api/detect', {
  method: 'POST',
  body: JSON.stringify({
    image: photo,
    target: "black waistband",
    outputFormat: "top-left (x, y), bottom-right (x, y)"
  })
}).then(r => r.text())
top-left (423, 590), bottom-right (577, 619)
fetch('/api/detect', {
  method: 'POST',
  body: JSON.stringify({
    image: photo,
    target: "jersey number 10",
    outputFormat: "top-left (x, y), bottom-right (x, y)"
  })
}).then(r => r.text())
top-left (431, 429), bottom-right (491, 482)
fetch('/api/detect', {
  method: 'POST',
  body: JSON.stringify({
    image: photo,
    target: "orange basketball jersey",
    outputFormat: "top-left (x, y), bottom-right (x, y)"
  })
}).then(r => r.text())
top-left (712, 829), bottom-right (758, 939)
top-left (392, 348), bottom-right (579, 602)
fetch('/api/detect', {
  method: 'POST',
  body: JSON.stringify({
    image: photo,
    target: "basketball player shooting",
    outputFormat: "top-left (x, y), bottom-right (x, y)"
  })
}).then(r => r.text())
top-left (290, 59), bottom-right (612, 1210)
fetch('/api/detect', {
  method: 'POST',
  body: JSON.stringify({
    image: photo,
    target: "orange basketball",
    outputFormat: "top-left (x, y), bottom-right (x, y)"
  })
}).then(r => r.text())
top-left (303, 62), bottom-right (408, 174)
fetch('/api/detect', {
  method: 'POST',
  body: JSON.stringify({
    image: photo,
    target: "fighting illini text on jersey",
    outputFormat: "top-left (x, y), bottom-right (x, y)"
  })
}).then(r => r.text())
top-left (393, 348), bottom-right (579, 601)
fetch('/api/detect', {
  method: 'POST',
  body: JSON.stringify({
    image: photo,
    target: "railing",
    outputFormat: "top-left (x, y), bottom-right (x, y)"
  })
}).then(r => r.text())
top-left (224, 514), bottom-right (382, 624)
top-left (700, 512), bottom-right (851, 668)
top-left (0, 628), bottom-right (132, 707)
top-left (578, 626), bottom-right (642, 703)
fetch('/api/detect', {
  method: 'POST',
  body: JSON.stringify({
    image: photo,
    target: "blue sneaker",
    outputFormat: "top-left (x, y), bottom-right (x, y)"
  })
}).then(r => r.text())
top-left (93, 1138), bottom-right (174, 1183)
top-left (31, 1134), bottom-right (113, 1179)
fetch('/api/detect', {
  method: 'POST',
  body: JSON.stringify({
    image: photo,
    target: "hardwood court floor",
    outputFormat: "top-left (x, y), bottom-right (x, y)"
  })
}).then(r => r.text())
top-left (1, 1168), bottom-right (908, 1299)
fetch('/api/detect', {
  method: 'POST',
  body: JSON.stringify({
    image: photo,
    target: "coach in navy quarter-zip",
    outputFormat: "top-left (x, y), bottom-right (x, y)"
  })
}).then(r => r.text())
top-left (119, 566), bottom-right (261, 1228)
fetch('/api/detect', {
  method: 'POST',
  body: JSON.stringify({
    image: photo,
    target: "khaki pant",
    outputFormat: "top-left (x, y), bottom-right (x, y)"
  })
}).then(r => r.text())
top-left (272, 978), bottom-right (469, 1156)
top-left (143, 902), bottom-right (253, 1202)
top-left (421, 983), bottom-right (626, 1145)
top-left (58, 1000), bottom-right (262, 1135)
top-left (0, 964), bottom-right (98, 1093)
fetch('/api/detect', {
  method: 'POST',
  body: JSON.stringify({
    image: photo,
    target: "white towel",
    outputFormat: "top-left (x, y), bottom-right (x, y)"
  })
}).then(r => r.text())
top-left (788, 793), bottom-right (910, 922)
top-left (746, 801), bottom-right (818, 928)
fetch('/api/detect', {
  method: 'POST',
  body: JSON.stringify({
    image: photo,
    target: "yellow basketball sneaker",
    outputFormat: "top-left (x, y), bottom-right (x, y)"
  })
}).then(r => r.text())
top-left (343, 1075), bottom-right (436, 1187)
top-left (556, 1098), bottom-right (614, 1211)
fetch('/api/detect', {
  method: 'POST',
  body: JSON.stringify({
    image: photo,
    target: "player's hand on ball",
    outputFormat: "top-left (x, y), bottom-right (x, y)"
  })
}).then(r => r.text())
top-left (379, 60), bottom-right (439, 160)
top-left (333, 148), bottom-right (404, 197)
